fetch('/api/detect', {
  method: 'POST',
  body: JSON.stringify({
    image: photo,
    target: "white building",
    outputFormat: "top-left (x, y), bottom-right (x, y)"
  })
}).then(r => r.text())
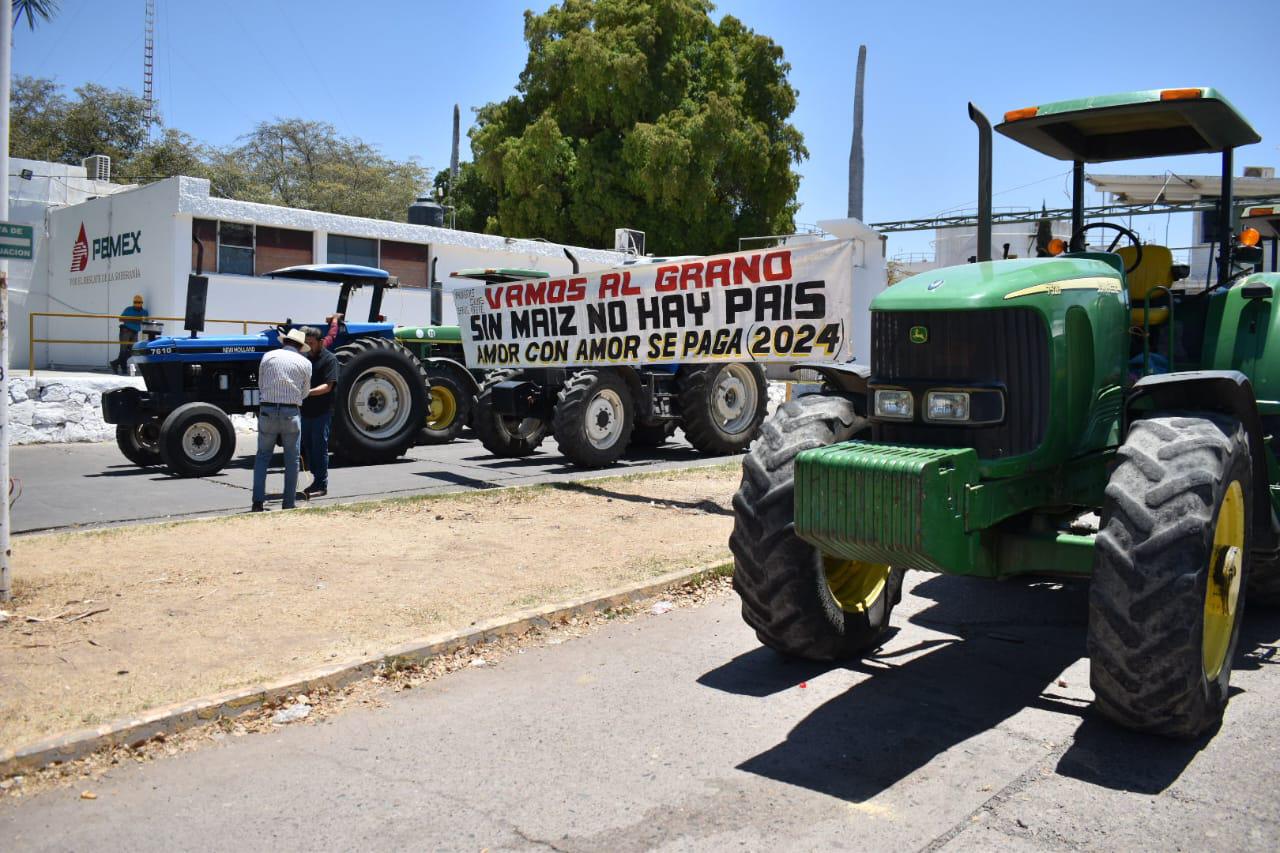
top-left (11, 160), bottom-right (628, 371)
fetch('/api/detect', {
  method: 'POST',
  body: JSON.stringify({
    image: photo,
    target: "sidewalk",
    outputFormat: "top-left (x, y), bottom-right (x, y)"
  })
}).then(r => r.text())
top-left (0, 464), bottom-right (740, 750)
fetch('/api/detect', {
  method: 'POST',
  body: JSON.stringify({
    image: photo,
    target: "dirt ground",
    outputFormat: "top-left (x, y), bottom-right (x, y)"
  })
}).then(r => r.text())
top-left (0, 465), bottom-right (741, 750)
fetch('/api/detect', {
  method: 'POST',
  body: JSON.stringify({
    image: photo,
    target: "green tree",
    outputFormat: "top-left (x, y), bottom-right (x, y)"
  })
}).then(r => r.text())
top-left (9, 76), bottom-right (155, 168)
top-left (231, 119), bottom-right (429, 221)
top-left (14, 0), bottom-right (59, 30)
top-left (433, 161), bottom-right (499, 233)
top-left (469, 0), bottom-right (806, 253)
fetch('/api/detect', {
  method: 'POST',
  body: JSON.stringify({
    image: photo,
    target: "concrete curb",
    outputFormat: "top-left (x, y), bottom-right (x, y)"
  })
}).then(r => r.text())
top-left (0, 560), bottom-right (733, 777)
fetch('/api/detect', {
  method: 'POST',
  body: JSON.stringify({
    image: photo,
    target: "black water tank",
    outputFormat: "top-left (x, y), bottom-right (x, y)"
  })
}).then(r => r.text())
top-left (408, 197), bottom-right (445, 227)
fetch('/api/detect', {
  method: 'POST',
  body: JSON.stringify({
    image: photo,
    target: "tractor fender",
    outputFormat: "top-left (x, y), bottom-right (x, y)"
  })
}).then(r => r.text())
top-left (418, 356), bottom-right (480, 393)
top-left (789, 361), bottom-right (869, 414)
top-left (1125, 369), bottom-right (1277, 551)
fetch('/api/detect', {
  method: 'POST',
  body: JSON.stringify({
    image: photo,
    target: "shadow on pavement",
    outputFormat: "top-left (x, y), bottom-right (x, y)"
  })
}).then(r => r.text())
top-left (551, 480), bottom-right (732, 516)
top-left (416, 470), bottom-right (501, 490)
top-left (707, 574), bottom-right (1089, 803)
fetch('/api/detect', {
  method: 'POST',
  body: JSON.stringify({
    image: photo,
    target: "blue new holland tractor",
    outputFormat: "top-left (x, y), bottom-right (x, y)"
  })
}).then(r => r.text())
top-left (103, 264), bottom-right (470, 477)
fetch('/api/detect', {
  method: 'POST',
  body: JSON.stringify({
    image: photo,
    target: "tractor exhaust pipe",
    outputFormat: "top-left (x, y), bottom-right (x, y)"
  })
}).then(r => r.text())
top-left (430, 257), bottom-right (442, 326)
top-left (968, 102), bottom-right (993, 263)
top-left (564, 247), bottom-right (580, 274)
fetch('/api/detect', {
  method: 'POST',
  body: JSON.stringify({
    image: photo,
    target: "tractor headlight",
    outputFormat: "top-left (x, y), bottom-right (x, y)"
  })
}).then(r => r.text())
top-left (874, 389), bottom-right (913, 420)
top-left (925, 391), bottom-right (970, 422)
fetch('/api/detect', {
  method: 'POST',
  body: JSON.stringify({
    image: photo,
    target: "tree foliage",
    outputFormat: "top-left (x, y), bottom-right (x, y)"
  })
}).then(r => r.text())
top-left (433, 161), bottom-right (499, 233)
top-left (469, 0), bottom-right (807, 253)
top-left (9, 77), bottom-right (429, 222)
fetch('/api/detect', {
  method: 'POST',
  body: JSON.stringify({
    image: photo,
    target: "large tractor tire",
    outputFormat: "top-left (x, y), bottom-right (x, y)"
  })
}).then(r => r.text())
top-left (472, 369), bottom-right (550, 458)
top-left (678, 362), bottom-right (768, 455)
top-left (116, 419), bottom-right (162, 467)
top-left (158, 403), bottom-right (237, 477)
top-left (331, 338), bottom-right (428, 465)
top-left (552, 369), bottom-right (635, 468)
top-left (730, 393), bottom-right (904, 660)
top-left (418, 362), bottom-right (472, 446)
top-left (1088, 413), bottom-right (1252, 738)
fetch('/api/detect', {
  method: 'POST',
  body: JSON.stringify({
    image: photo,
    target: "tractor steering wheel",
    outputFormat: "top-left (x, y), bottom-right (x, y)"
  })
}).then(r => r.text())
top-left (1071, 222), bottom-right (1143, 275)
top-left (274, 318), bottom-right (293, 339)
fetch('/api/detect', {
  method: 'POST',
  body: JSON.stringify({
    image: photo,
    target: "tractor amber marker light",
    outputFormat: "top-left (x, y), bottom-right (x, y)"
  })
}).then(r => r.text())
top-left (1002, 277), bottom-right (1122, 300)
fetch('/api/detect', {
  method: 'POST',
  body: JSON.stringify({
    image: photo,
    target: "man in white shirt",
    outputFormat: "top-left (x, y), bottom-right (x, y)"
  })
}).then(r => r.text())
top-left (252, 328), bottom-right (313, 511)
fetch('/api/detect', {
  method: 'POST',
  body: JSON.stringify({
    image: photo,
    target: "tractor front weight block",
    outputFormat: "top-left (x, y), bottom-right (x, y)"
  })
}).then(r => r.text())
top-left (794, 441), bottom-right (1101, 578)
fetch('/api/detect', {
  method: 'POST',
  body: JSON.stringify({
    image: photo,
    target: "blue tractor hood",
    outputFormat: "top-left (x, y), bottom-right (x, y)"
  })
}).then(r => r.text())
top-left (133, 321), bottom-right (394, 364)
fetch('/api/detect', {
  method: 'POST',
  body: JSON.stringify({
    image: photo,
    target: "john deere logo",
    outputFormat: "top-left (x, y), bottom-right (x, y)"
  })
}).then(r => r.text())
top-left (909, 326), bottom-right (929, 344)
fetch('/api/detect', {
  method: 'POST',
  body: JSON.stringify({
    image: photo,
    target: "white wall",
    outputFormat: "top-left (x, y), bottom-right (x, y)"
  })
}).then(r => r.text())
top-left (816, 217), bottom-right (889, 367)
top-left (43, 180), bottom-right (180, 368)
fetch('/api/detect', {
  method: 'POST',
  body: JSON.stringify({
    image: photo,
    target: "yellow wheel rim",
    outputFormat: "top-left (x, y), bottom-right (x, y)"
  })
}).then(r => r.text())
top-left (823, 557), bottom-right (891, 613)
top-left (1203, 480), bottom-right (1245, 680)
top-left (426, 385), bottom-right (458, 430)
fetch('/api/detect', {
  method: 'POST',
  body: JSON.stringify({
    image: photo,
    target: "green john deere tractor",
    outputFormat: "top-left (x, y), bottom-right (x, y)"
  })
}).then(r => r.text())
top-left (731, 87), bottom-right (1279, 738)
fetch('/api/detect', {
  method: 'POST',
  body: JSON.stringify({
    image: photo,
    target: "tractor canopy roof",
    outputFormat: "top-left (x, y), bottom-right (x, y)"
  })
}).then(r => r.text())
top-left (450, 267), bottom-right (550, 284)
top-left (995, 88), bottom-right (1260, 163)
top-left (267, 264), bottom-right (397, 287)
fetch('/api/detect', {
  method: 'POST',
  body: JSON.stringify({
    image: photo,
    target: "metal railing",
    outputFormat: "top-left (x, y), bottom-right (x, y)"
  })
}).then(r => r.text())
top-left (28, 312), bottom-right (283, 375)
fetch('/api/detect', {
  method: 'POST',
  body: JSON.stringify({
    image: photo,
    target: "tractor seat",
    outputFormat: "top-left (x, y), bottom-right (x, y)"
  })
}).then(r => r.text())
top-left (1118, 244), bottom-right (1176, 328)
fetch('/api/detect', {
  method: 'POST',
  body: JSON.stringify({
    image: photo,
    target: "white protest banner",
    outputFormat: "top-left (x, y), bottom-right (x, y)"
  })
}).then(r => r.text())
top-left (454, 239), bottom-right (854, 369)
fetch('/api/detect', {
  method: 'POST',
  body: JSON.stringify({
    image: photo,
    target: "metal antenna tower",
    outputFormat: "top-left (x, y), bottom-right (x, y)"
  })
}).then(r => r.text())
top-left (143, 0), bottom-right (155, 127)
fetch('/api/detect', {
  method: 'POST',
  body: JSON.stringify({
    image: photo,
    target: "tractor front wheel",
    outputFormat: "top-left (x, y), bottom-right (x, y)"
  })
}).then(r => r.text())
top-left (158, 403), bottom-right (236, 477)
top-left (418, 363), bottom-right (472, 445)
top-left (1088, 413), bottom-right (1252, 738)
top-left (730, 393), bottom-right (904, 659)
top-left (678, 363), bottom-right (768, 455)
top-left (116, 419), bottom-right (162, 467)
top-left (552, 369), bottom-right (635, 468)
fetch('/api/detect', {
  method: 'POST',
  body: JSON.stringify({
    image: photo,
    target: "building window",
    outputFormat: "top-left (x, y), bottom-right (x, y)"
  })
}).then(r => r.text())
top-left (192, 219), bottom-right (217, 273)
top-left (255, 225), bottom-right (313, 275)
top-left (219, 222), bottom-right (255, 276)
top-left (328, 234), bottom-right (378, 268)
top-left (380, 240), bottom-right (429, 288)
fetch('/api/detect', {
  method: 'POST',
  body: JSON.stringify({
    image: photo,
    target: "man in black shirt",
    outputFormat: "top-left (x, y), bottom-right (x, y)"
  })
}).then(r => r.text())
top-left (298, 326), bottom-right (340, 499)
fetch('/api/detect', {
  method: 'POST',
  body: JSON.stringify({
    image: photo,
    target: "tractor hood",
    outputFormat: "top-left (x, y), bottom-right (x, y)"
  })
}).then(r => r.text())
top-left (395, 325), bottom-right (462, 344)
top-left (876, 257), bottom-right (1124, 312)
top-left (133, 322), bottom-right (395, 363)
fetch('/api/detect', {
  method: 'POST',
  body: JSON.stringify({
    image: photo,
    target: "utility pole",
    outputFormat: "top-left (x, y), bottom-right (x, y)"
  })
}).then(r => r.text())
top-left (1, 0), bottom-right (13, 602)
top-left (848, 44), bottom-right (866, 221)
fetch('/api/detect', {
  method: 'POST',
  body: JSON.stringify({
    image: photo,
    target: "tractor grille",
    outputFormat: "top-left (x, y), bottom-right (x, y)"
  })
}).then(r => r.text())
top-left (871, 308), bottom-right (1050, 459)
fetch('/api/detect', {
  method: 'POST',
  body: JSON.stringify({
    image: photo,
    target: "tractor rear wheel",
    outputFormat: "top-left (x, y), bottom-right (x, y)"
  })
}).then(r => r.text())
top-left (1246, 560), bottom-right (1280, 606)
top-left (158, 403), bottom-right (236, 477)
top-left (116, 419), bottom-right (161, 467)
top-left (331, 338), bottom-right (427, 464)
top-left (472, 369), bottom-right (549, 457)
top-left (1088, 413), bottom-right (1252, 738)
top-left (552, 369), bottom-right (635, 468)
top-left (678, 363), bottom-right (768, 455)
top-left (730, 393), bottom-right (904, 660)
top-left (418, 363), bottom-right (471, 445)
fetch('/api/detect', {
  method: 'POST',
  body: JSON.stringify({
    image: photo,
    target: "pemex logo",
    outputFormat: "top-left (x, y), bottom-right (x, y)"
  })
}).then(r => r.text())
top-left (70, 223), bottom-right (89, 272)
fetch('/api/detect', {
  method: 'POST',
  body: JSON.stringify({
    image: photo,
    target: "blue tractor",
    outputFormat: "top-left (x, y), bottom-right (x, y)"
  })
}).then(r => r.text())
top-left (103, 264), bottom-right (470, 477)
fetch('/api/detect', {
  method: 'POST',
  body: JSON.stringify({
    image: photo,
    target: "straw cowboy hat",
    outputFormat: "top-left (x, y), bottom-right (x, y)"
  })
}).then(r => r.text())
top-left (278, 328), bottom-right (308, 348)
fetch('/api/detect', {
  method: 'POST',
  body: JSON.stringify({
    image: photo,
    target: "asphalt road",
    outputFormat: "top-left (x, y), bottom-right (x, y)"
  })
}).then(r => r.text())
top-left (5, 573), bottom-right (1279, 850)
top-left (10, 431), bottom-right (731, 533)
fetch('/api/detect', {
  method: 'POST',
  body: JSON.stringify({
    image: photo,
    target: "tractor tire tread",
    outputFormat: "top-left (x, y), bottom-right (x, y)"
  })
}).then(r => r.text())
top-left (1087, 413), bottom-right (1251, 738)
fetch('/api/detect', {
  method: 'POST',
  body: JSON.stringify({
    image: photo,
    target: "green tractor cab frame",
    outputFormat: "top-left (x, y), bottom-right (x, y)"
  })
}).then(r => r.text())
top-left (732, 86), bottom-right (1280, 739)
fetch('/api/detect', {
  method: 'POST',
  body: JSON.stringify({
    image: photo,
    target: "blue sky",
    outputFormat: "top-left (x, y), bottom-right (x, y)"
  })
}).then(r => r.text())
top-left (14, 0), bottom-right (1278, 256)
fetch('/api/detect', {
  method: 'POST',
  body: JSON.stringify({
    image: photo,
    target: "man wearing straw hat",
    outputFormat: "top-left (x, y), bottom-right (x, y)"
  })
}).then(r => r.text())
top-left (251, 328), bottom-right (312, 512)
top-left (110, 293), bottom-right (148, 374)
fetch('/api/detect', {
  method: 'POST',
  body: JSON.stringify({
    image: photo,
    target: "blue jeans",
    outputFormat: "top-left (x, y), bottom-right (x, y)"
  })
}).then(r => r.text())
top-left (301, 411), bottom-right (332, 491)
top-left (252, 404), bottom-right (302, 508)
